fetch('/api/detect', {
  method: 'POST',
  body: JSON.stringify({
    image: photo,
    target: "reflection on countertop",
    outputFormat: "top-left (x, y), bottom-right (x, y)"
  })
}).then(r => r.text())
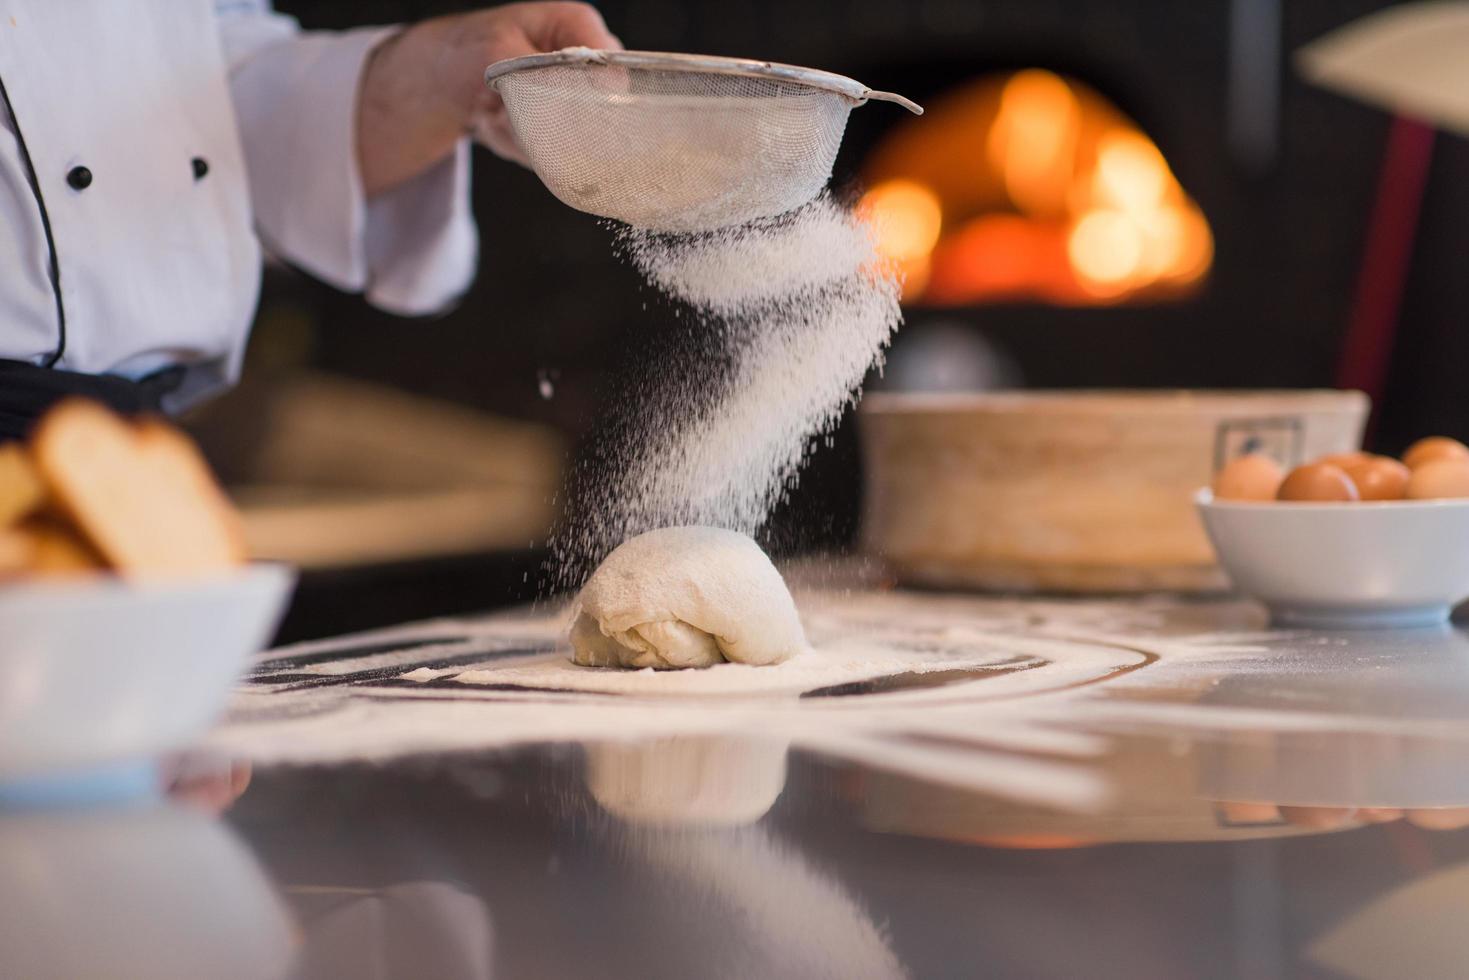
top-left (209, 723), bottom-right (1469, 980)
top-left (18, 592), bottom-right (1469, 978)
top-left (14, 716), bottom-right (1469, 979)
top-left (0, 796), bottom-right (291, 980)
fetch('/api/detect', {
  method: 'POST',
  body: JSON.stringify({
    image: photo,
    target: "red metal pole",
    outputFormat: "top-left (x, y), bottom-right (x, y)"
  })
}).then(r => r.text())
top-left (1334, 115), bottom-right (1436, 437)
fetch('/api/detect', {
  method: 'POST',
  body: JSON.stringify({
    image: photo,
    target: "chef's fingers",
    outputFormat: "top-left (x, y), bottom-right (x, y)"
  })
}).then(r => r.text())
top-left (163, 758), bottom-right (253, 815)
top-left (473, 108), bottom-right (531, 166)
top-left (464, 3), bottom-right (620, 165)
top-left (510, 2), bottom-right (622, 52)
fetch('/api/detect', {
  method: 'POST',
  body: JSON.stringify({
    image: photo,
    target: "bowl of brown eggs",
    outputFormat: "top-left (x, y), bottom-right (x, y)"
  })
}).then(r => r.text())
top-left (1197, 437), bottom-right (1469, 628)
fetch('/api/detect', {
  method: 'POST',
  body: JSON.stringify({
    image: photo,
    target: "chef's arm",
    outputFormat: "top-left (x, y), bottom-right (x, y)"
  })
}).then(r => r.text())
top-left (215, 2), bottom-right (614, 317)
top-left (356, 3), bottom-right (622, 196)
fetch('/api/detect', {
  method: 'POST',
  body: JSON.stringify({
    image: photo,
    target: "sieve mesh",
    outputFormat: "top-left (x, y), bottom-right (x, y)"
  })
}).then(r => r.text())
top-left (494, 60), bottom-right (864, 231)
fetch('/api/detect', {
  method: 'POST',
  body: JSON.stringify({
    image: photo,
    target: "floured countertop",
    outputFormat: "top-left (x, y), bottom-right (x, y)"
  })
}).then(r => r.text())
top-left (211, 579), bottom-right (1469, 814)
top-left (25, 575), bottom-right (1469, 980)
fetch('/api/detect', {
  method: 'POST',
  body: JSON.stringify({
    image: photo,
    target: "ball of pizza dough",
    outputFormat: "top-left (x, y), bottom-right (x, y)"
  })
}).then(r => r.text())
top-left (570, 526), bottom-right (806, 670)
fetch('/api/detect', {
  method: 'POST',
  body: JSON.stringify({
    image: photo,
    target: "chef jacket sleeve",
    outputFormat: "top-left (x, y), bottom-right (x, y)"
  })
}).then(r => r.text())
top-left (215, 2), bottom-right (478, 315)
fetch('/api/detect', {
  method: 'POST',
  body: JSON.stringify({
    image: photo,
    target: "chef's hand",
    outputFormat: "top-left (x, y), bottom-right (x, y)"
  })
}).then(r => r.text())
top-left (357, 2), bottom-right (622, 196)
top-left (161, 755), bottom-right (253, 815)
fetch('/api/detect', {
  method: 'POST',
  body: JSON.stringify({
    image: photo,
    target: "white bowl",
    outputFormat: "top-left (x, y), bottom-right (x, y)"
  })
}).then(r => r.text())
top-left (0, 564), bottom-right (295, 784)
top-left (1195, 490), bottom-right (1469, 628)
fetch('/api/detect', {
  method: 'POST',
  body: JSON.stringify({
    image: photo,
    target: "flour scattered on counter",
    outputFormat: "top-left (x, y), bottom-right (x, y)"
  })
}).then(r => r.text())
top-left (215, 590), bottom-right (1469, 814)
top-left (451, 645), bottom-right (1021, 699)
top-left (551, 194), bottom-right (902, 585)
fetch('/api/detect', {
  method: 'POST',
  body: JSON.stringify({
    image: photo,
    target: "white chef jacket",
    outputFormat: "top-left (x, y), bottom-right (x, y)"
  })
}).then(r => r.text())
top-left (0, 1), bottom-right (478, 409)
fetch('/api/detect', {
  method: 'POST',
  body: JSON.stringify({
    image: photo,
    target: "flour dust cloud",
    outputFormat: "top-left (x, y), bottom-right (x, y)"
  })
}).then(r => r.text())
top-left (551, 193), bottom-right (902, 588)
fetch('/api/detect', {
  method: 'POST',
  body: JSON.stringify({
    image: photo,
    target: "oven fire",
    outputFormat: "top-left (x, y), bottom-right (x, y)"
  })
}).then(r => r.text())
top-left (860, 69), bottom-right (1213, 306)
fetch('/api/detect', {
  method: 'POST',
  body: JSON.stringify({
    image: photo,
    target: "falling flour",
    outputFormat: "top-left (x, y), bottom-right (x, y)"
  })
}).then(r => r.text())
top-left (552, 193), bottom-right (902, 585)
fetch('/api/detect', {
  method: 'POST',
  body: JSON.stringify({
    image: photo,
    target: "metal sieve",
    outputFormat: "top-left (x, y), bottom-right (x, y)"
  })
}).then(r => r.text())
top-left (484, 48), bottom-right (923, 232)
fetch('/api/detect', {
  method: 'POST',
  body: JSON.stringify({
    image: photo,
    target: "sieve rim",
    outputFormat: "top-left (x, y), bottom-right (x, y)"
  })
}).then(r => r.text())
top-left (483, 48), bottom-right (924, 115)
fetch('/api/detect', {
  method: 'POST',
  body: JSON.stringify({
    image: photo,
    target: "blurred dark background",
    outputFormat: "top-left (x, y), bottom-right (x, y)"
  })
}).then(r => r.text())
top-left (204, 0), bottom-right (1469, 639)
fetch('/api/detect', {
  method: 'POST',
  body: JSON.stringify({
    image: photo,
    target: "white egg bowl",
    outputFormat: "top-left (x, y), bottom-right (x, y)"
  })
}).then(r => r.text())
top-left (0, 564), bottom-right (294, 793)
top-left (1196, 490), bottom-right (1469, 628)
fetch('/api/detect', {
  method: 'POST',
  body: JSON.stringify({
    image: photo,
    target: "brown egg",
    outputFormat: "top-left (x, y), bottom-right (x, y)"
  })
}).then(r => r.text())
top-left (1341, 456), bottom-right (1410, 501)
top-left (1277, 462), bottom-right (1359, 502)
top-left (1212, 453), bottom-right (1284, 501)
top-left (1318, 451), bottom-right (1372, 470)
top-left (1402, 436), bottom-right (1469, 470)
top-left (1405, 458), bottom-right (1469, 499)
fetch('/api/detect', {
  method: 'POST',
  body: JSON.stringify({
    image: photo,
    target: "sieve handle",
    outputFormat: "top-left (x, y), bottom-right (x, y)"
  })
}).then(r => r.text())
top-left (864, 90), bottom-right (924, 115)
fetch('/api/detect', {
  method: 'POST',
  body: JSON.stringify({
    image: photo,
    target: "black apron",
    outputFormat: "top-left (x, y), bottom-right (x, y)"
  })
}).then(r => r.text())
top-left (0, 359), bottom-right (185, 442)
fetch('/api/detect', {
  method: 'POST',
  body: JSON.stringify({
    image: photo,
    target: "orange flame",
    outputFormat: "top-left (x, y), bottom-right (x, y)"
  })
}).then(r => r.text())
top-left (863, 70), bottom-right (1213, 305)
top-left (988, 70), bottom-right (1081, 218)
top-left (858, 179), bottom-right (943, 299)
